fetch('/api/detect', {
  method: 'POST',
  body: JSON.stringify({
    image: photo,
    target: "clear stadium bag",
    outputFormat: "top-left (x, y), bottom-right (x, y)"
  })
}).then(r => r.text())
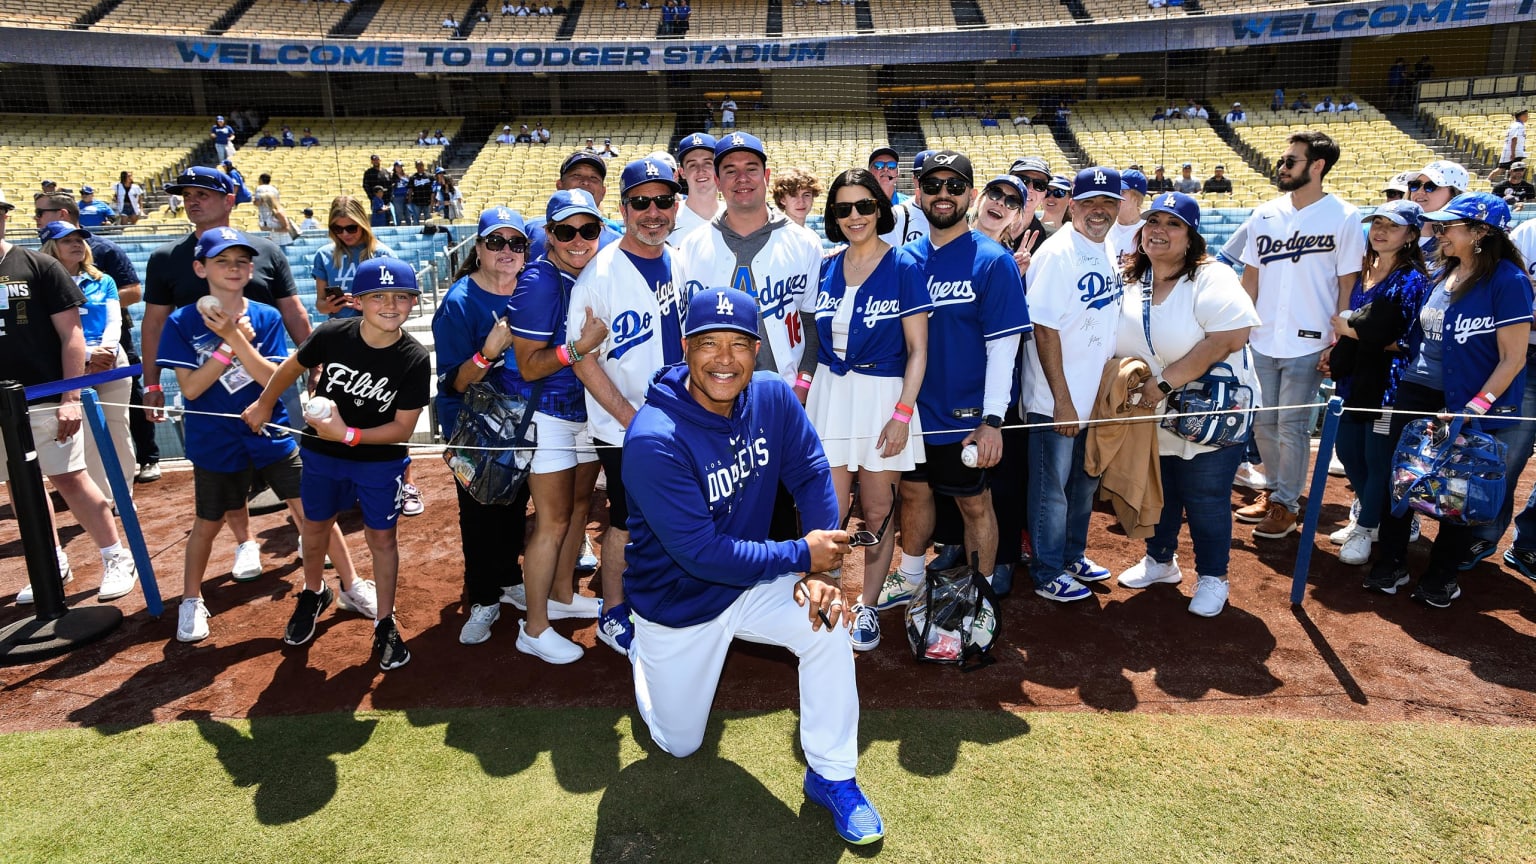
top-left (905, 556), bottom-right (1000, 672)
top-left (1161, 361), bottom-right (1254, 448)
top-left (442, 380), bottom-right (540, 507)
top-left (1390, 416), bottom-right (1506, 526)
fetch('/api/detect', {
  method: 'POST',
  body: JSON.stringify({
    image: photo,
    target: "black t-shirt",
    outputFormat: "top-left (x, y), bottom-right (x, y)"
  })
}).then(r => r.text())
top-left (1493, 180), bottom-right (1536, 202)
top-left (296, 317), bottom-right (431, 461)
top-left (1006, 216), bottom-right (1050, 254)
top-left (1146, 177), bottom-right (1175, 193)
top-left (1202, 176), bottom-right (1233, 194)
top-left (144, 230), bottom-right (297, 311)
top-left (409, 172), bottom-right (435, 205)
top-left (363, 166), bottom-right (391, 196)
top-left (0, 246), bottom-right (86, 403)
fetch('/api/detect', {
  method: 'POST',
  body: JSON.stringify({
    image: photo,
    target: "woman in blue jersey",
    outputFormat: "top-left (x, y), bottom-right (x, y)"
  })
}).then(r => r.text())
top-left (434, 207), bottom-right (535, 646)
top-left (1325, 200), bottom-right (1431, 567)
top-left (806, 169), bottom-right (931, 652)
top-left (314, 196), bottom-right (397, 319)
top-left (501, 190), bottom-right (610, 664)
top-left (1365, 193), bottom-right (1532, 607)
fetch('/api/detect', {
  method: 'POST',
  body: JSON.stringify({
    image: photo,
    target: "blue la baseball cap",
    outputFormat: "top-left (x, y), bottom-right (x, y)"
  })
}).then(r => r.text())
top-left (39, 221), bottom-right (90, 242)
top-left (1422, 192), bottom-right (1512, 231)
top-left (1121, 169), bottom-right (1148, 196)
top-left (546, 188), bottom-right (603, 224)
top-left (352, 257), bottom-right (420, 296)
top-left (194, 226), bottom-right (260, 259)
top-left (1142, 192), bottom-right (1201, 231)
top-left (1047, 174), bottom-right (1072, 192)
top-left (559, 151), bottom-right (607, 180)
top-left (477, 206), bottom-right (526, 238)
top-left (713, 131), bottom-right (767, 167)
top-left (620, 157), bottom-right (680, 196)
top-left (79, 185), bottom-right (94, 195)
top-left (676, 132), bottom-right (717, 159)
top-left (1073, 167), bottom-right (1124, 201)
top-left (166, 166), bottom-right (233, 195)
top-left (685, 287), bottom-right (759, 339)
top-left (983, 175), bottom-right (1028, 202)
top-left (912, 150), bottom-right (936, 172)
top-left (1363, 199), bottom-right (1423, 228)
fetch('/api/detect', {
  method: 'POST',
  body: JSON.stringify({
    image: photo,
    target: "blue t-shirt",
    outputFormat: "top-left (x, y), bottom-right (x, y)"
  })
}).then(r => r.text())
top-left (157, 300), bottom-right (296, 472)
top-left (392, 176), bottom-right (410, 200)
top-left (77, 201), bottom-right (116, 228)
top-left (77, 272), bottom-right (119, 347)
top-left (813, 246), bottom-right (932, 377)
top-left (432, 273), bottom-right (518, 438)
top-left (902, 230), bottom-right (1032, 444)
top-left (622, 249), bottom-right (685, 366)
top-left (1404, 282), bottom-right (1450, 391)
top-left (311, 243), bottom-right (398, 319)
top-left (1439, 260), bottom-right (1534, 427)
top-left (500, 258), bottom-right (587, 421)
top-left (212, 125), bottom-right (234, 145)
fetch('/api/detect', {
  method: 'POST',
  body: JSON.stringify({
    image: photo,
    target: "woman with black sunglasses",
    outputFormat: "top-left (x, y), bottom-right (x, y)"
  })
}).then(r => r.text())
top-left (806, 169), bottom-right (931, 652)
top-left (313, 196), bottom-right (397, 319)
top-left (1408, 160), bottom-right (1467, 253)
top-left (435, 207), bottom-right (536, 646)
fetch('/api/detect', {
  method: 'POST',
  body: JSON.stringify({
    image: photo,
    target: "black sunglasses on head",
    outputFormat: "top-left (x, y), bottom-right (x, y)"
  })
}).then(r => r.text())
top-left (550, 222), bottom-right (604, 243)
top-left (984, 188), bottom-right (1023, 210)
top-left (919, 177), bottom-right (970, 196)
top-left (624, 194), bottom-right (677, 211)
top-left (832, 198), bottom-right (879, 219)
top-left (481, 234), bottom-right (528, 253)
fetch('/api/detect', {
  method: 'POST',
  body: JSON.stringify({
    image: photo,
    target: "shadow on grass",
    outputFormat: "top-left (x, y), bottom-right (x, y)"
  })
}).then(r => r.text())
top-left (404, 705), bottom-right (624, 794)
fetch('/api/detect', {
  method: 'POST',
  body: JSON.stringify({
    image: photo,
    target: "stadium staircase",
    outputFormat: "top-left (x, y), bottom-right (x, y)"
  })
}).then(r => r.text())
top-left (884, 109), bottom-right (927, 166)
top-left (557, 0), bottom-right (583, 39)
top-left (950, 0), bottom-right (986, 27)
top-left (853, 0), bottom-right (873, 30)
top-left (330, 0), bottom-right (382, 37)
top-left (209, 0), bottom-right (257, 34)
top-left (1383, 109), bottom-right (1495, 175)
top-left (443, 117), bottom-right (495, 177)
top-left (766, 0), bottom-right (783, 37)
top-left (75, 0), bottom-right (122, 28)
top-left (1049, 122), bottom-right (1091, 173)
top-left (459, 0), bottom-right (490, 37)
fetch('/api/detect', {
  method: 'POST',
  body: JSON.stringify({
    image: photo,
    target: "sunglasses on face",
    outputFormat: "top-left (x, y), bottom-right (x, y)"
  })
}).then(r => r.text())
top-left (984, 188), bottom-right (1023, 210)
top-left (1276, 155), bottom-right (1311, 170)
top-left (870, 160), bottom-right (899, 171)
top-left (1045, 188), bottom-right (1069, 199)
top-left (550, 222), bottom-right (604, 243)
top-left (35, 208), bottom-right (61, 218)
top-left (481, 234), bottom-right (528, 253)
top-left (331, 223), bottom-right (362, 235)
top-left (919, 177), bottom-right (970, 196)
top-left (1429, 220), bottom-right (1470, 236)
top-left (844, 485), bottom-right (895, 547)
top-left (1407, 180), bottom-right (1441, 193)
top-left (832, 198), bottom-right (879, 219)
top-left (1013, 177), bottom-right (1050, 192)
top-left (623, 194), bottom-right (677, 211)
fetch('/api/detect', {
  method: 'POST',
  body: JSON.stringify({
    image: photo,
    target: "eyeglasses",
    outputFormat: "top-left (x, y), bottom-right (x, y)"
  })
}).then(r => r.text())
top-left (1276, 155), bottom-right (1311, 170)
top-left (331, 223), bottom-right (362, 235)
top-left (550, 222), bottom-right (604, 243)
top-left (1012, 177), bottom-right (1050, 192)
top-left (1407, 180), bottom-right (1441, 193)
top-left (1428, 220), bottom-right (1470, 236)
top-left (35, 208), bottom-right (61, 218)
top-left (844, 485), bottom-right (895, 547)
top-left (481, 234), bottom-right (528, 253)
top-left (1045, 188), bottom-right (1070, 199)
top-left (984, 188), bottom-right (1023, 210)
top-left (623, 194), bottom-right (677, 211)
top-left (919, 177), bottom-right (970, 196)
top-left (831, 198), bottom-right (879, 219)
top-left (870, 160), bottom-right (899, 171)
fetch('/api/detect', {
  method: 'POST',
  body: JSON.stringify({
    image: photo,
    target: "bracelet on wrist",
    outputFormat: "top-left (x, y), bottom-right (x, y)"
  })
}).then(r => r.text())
top-left (891, 410), bottom-right (912, 425)
top-left (144, 384), bottom-right (163, 393)
top-left (210, 350), bottom-right (233, 367)
top-left (567, 341), bottom-right (584, 363)
top-left (555, 344), bottom-right (572, 366)
top-left (343, 427), bottom-right (361, 446)
top-left (793, 371), bottom-right (813, 392)
top-left (471, 352), bottom-right (492, 370)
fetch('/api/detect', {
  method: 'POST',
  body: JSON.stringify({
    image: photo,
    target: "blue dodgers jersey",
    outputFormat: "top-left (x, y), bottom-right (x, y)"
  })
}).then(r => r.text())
top-left (432, 274), bottom-right (519, 439)
top-left (903, 230), bottom-right (1031, 444)
top-left (1439, 259), bottom-right (1534, 427)
top-left (157, 300), bottom-right (296, 472)
top-left (500, 258), bottom-right (587, 421)
top-left (813, 246), bottom-right (933, 377)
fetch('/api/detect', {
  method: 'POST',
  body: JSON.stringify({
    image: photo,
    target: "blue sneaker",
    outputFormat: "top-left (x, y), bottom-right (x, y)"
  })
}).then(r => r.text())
top-left (849, 604), bottom-right (880, 652)
top-left (875, 572), bottom-right (920, 610)
top-left (1034, 573), bottom-right (1091, 603)
top-left (989, 563), bottom-right (1013, 598)
top-left (1066, 557), bottom-right (1111, 583)
top-left (804, 769), bottom-right (884, 845)
top-left (596, 601), bottom-right (634, 657)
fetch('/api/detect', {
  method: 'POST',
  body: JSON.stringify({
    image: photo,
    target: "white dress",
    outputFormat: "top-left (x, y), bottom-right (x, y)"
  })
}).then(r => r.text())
top-left (806, 282), bottom-right (926, 472)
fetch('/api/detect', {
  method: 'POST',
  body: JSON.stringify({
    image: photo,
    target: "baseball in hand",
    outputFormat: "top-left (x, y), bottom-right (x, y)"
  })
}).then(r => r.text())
top-left (304, 397), bottom-right (335, 422)
top-left (961, 443), bottom-right (979, 468)
top-left (196, 295), bottom-right (222, 317)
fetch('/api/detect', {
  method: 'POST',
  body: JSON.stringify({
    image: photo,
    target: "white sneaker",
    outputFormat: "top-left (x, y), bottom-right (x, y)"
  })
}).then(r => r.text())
top-left (232, 541), bottom-right (262, 582)
top-left (1234, 462), bottom-right (1267, 491)
top-left (1327, 452), bottom-right (1347, 477)
top-left (576, 535), bottom-right (598, 572)
top-left (459, 603), bottom-right (501, 645)
top-left (500, 583), bottom-right (528, 610)
top-left (1188, 575), bottom-right (1229, 617)
top-left (1117, 555), bottom-right (1183, 588)
top-left (296, 538), bottom-right (334, 569)
top-left (336, 579), bottom-right (379, 618)
top-left (548, 593), bottom-right (601, 620)
top-left (1329, 500), bottom-right (1367, 544)
top-left (177, 597), bottom-right (211, 642)
top-left (1338, 528), bottom-right (1374, 566)
top-left (516, 619), bottom-right (583, 664)
top-left (98, 552), bottom-right (138, 601)
top-left (16, 556), bottom-right (72, 605)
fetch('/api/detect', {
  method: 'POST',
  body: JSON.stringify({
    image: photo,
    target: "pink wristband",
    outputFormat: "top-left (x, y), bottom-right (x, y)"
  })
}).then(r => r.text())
top-left (1468, 396), bottom-right (1492, 415)
top-left (555, 344), bottom-right (572, 366)
top-left (891, 410), bottom-right (912, 425)
top-left (210, 350), bottom-right (233, 367)
top-left (794, 371), bottom-right (813, 391)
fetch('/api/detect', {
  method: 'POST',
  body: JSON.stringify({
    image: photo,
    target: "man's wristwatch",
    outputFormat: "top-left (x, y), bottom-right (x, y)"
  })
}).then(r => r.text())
top-left (982, 414), bottom-right (1004, 429)
top-left (1155, 377), bottom-right (1173, 395)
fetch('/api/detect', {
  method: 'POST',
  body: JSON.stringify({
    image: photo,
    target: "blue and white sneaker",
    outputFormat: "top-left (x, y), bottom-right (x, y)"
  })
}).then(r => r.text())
top-left (875, 572), bottom-right (920, 610)
top-left (576, 535), bottom-right (599, 572)
top-left (1066, 557), bottom-right (1111, 583)
top-left (849, 603), bottom-right (880, 652)
top-left (596, 601), bottom-right (635, 658)
top-left (1035, 573), bottom-right (1092, 603)
top-left (804, 769), bottom-right (884, 845)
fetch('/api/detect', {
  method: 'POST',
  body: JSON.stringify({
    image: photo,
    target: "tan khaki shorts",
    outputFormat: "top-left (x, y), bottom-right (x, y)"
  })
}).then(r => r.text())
top-left (0, 403), bottom-right (88, 478)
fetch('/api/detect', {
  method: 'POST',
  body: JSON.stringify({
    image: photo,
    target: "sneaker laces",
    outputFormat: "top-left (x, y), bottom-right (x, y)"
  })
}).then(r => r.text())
top-left (853, 604), bottom-right (878, 633)
top-left (820, 776), bottom-right (873, 819)
top-left (469, 603), bottom-right (498, 624)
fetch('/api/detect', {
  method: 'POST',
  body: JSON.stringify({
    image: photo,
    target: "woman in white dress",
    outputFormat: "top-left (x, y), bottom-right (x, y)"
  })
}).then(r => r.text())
top-left (805, 169), bottom-right (931, 651)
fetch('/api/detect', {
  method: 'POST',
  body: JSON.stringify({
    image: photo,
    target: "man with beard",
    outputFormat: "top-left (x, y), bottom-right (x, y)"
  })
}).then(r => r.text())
top-left (879, 151), bottom-right (1031, 609)
top-left (671, 132), bottom-right (721, 241)
top-left (1021, 167), bottom-right (1125, 602)
top-left (567, 158), bottom-right (687, 657)
top-left (1236, 131), bottom-right (1363, 539)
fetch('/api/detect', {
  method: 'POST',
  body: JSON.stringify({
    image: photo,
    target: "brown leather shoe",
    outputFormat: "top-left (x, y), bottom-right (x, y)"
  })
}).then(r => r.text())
top-left (1253, 503), bottom-right (1298, 539)
top-left (1234, 490), bottom-right (1270, 524)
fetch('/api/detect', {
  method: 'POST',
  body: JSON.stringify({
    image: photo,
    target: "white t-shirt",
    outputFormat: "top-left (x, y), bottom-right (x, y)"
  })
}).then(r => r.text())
top-left (1240, 191), bottom-right (1364, 358)
top-left (670, 196), bottom-right (722, 243)
top-left (1022, 223), bottom-right (1123, 423)
top-left (880, 199), bottom-right (929, 248)
top-left (720, 99), bottom-right (737, 124)
top-left (1107, 220), bottom-right (1140, 264)
top-left (1510, 218), bottom-right (1536, 343)
top-left (1114, 263), bottom-right (1262, 458)
top-left (1504, 119), bottom-right (1527, 162)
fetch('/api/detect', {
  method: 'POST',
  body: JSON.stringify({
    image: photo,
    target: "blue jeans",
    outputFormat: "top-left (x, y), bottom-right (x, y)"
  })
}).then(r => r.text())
top-left (407, 202), bottom-right (427, 225)
top-left (1477, 349), bottom-right (1536, 544)
top-left (1252, 348), bottom-right (1326, 512)
top-left (1334, 415), bottom-right (1393, 529)
top-left (1026, 413), bottom-right (1096, 587)
top-left (392, 198), bottom-right (409, 226)
top-left (1146, 444), bottom-right (1246, 577)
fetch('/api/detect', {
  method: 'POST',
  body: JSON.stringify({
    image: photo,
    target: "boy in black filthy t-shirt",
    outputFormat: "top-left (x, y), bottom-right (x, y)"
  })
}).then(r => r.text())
top-left (244, 258), bottom-right (430, 670)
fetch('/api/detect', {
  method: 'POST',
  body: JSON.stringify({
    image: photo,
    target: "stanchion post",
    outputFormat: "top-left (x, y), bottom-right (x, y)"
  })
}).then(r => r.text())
top-left (80, 389), bottom-right (162, 617)
top-left (1291, 396), bottom-right (1345, 605)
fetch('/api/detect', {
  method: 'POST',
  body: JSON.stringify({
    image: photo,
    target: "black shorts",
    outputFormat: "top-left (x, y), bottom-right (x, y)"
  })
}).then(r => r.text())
top-left (595, 438), bottom-right (629, 529)
top-left (193, 450), bottom-right (303, 521)
top-left (903, 440), bottom-right (988, 498)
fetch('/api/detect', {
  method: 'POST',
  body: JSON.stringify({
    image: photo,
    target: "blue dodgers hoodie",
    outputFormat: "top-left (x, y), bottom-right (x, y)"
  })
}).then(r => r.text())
top-left (622, 365), bottom-right (838, 628)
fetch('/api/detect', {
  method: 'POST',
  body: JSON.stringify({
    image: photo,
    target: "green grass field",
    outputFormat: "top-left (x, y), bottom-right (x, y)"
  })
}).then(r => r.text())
top-left (3, 708), bottom-right (1534, 863)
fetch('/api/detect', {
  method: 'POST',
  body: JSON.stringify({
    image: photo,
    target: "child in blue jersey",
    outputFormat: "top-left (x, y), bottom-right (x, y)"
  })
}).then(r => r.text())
top-left (244, 258), bottom-right (431, 670)
top-left (160, 229), bottom-right (371, 644)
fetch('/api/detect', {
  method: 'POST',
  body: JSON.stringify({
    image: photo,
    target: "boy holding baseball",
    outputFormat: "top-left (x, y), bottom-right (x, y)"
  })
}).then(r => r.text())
top-left (159, 229), bottom-right (373, 643)
top-left (244, 257), bottom-right (430, 670)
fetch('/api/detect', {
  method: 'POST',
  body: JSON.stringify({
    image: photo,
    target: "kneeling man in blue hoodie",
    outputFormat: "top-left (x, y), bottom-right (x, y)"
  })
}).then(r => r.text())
top-left (621, 286), bottom-right (885, 845)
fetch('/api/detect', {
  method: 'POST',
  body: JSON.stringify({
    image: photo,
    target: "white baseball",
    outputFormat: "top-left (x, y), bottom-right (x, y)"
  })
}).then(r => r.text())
top-left (961, 443), bottom-right (979, 468)
top-left (304, 397), bottom-right (335, 421)
top-left (196, 295), bottom-right (222, 317)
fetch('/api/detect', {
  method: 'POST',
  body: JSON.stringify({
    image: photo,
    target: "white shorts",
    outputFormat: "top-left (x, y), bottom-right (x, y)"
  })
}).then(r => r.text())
top-left (0, 403), bottom-right (88, 477)
top-left (530, 412), bottom-right (597, 475)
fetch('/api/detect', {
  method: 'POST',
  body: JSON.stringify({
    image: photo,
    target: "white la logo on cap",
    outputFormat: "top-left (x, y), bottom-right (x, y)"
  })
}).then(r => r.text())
top-left (932, 153), bottom-right (956, 165)
top-left (1093, 169), bottom-right (1107, 185)
top-left (378, 267), bottom-right (395, 286)
top-left (220, 228), bottom-right (237, 240)
top-left (1161, 194), bottom-right (1176, 207)
top-left (645, 161), bottom-right (659, 177)
top-left (731, 134), bottom-right (745, 147)
top-left (497, 208), bottom-right (511, 220)
top-left (691, 134), bottom-right (703, 146)
top-left (715, 292), bottom-right (734, 316)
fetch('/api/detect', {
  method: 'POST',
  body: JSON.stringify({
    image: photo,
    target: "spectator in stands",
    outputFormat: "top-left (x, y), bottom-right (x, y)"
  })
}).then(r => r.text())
top-left (408, 161), bottom-right (435, 224)
top-left (535, 121), bottom-right (550, 143)
top-left (1388, 59), bottom-right (1408, 109)
top-left (435, 129), bottom-right (451, 146)
top-left (363, 154), bottom-right (390, 201)
top-left (1151, 107), bottom-right (1168, 123)
top-left (1184, 100), bottom-right (1209, 120)
top-left (255, 173), bottom-right (278, 204)
top-left (1413, 55), bottom-right (1435, 85)
top-left (1409, 160), bottom-right (1467, 252)
top-left (76, 187), bottom-right (116, 227)
top-left (598, 139), bottom-right (621, 160)
top-left (1314, 95), bottom-right (1338, 113)
top-left (1174, 163), bottom-right (1200, 195)
top-left (280, 126), bottom-right (295, 147)
top-left (1382, 171), bottom-right (1412, 202)
top-left (221, 160), bottom-right (252, 205)
top-left (1202, 165), bottom-right (1233, 195)
top-left (497, 125), bottom-right (517, 145)
top-left (616, 0), bottom-right (628, 8)
top-left (677, 0), bottom-right (689, 28)
top-left (418, 129), bottom-right (432, 145)
top-left (1490, 109), bottom-right (1528, 183)
top-left (501, 0), bottom-right (515, 12)
top-left (391, 161), bottom-right (411, 225)
top-left (1147, 165), bottom-right (1174, 194)
top-left (1040, 174), bottom-right (1071, 237)
top-left (300, 129), bottom-right (319, 147)
top-left (772, 167), bottom-right (823, 228)
top-left (477, 8), bottom-right (492, 20)
top-left (314, 195), bottom-right (397, 319)
top-left (1272, 87), bottom-right (1285, 111)
top-left (1225, 102), bottom-right (1246, 124)
top-left (1013, 108), bottom-right (1031, 126)
top-left (370, 186), bottom-right (392, 227)
top-left (1338, 95), bottom-right (1360, 111)
top-left (538, 1), bottom-right (554, 12)
top-left (299, 208), bottom-right (321, 232)
top-left (257, 131), bottom-right (279, 150)
top-left (673, 132), bottom-right (721, 239)
top-left (112, 171), bottom-right (144, 225)
top-left (1290, 92), bottom-right (1310, 111)
top-left (583, 137), bottom-right (599, 155)
top-left (720, 95), bottom-right (738, 130)
top-left (211, 115), bottom-right (236, 162)
top-left (1493, 162), bottom-right (1535, 205)
top-left (554, 0), bottom-right (568, 13)
top-left (663, 0), bottom-right (679, 28)
top-left (442, 14), bottom-right (459, 29)
top-left (436, 170), bottom-right (463, 221)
